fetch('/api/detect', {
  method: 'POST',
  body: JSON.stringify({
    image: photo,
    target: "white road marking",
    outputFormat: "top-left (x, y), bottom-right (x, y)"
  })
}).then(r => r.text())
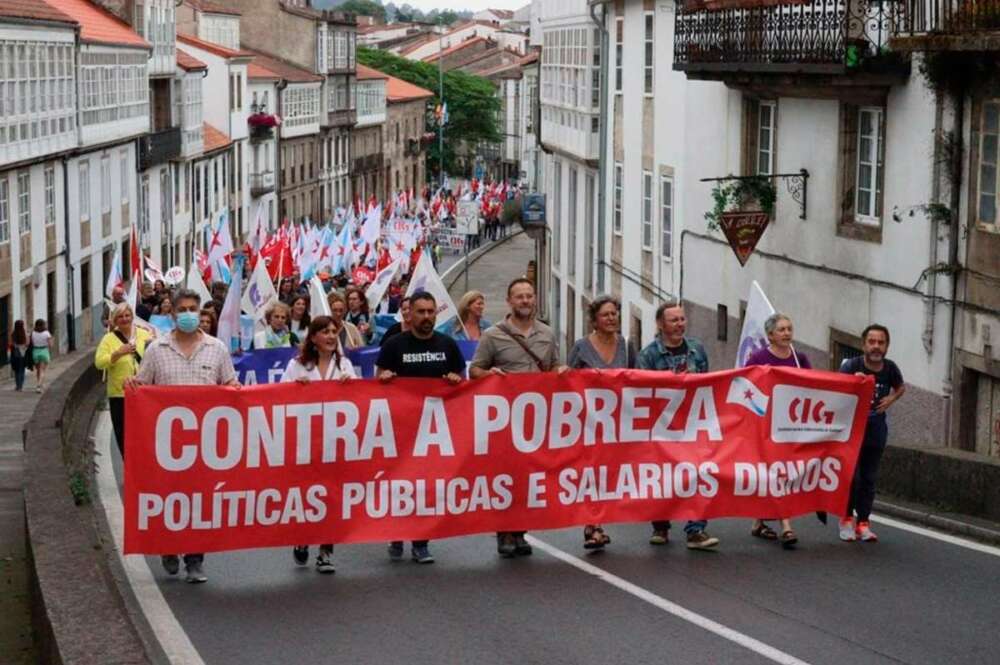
top-left (525, 535), bottom-right (812, 665)
top-left (871, 513), bottom-right (1000, 559)
top-left (94, 412), bottom-right (208, 665)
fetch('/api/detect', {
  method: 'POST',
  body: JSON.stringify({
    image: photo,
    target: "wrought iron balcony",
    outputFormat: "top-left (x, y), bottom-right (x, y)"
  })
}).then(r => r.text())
top-left (250, 171), bottom-right (276, 197)
top-left (674, 0), bottom-right (902, 76)
top-left (892, 0), bottom-right (1000, 49)
top-left (137, 126), bottom-right (181, 171)
top-left (326, 109), bottom-right (357, 128)
top-left (352, 154), bottom-right (383, 173)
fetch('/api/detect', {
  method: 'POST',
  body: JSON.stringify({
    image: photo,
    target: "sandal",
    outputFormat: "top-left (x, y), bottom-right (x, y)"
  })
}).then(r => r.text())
top-left (583, 525), bottom-right (611, 550)
top-left (779, 530), bottom-right (798, 549)
top-left (751, 523), bottom-right (778, 540)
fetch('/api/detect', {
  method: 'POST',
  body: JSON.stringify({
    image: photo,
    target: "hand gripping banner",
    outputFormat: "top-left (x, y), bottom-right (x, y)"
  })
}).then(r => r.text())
top-left (123, 367), bottom-right (873, 554)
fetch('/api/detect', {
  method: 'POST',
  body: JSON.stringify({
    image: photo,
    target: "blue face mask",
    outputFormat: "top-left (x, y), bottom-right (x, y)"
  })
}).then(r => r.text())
top-left (176, 311), bottom-right (200, 333)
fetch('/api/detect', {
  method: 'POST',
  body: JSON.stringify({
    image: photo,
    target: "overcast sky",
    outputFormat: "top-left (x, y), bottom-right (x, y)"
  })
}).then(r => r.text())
top-left (395, 0), bottom-right (526, 11)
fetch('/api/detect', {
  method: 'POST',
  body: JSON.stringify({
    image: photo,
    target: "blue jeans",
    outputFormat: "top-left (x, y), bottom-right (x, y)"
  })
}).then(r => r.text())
top-left (652, 520), bottom-right (707, 535)
top-left (847, 417), bottom-right (888, 522)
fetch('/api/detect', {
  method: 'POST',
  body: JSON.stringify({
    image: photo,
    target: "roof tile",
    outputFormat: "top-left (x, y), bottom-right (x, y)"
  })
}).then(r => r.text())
top-left (178, 32), bottom-right (254, 59)
top-left (242, 48), bottom-right (323, 83)
top-left (45, 0), bottom-right (149, 49)
top-left (356, 64), bottom-right (389, 80)
top-left (203, 123), bottom-right (232, 152)
top-left (1, 0), bottom-right (76, 25)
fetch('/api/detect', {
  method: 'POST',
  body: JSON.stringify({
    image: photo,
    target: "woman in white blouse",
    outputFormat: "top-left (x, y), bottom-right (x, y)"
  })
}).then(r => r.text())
top-left (282, 315), bottom-right (357, 574)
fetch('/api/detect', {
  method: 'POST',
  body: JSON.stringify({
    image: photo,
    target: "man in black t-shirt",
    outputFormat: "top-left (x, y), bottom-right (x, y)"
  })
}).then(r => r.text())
top-left (376, 291), bottom-right (465, 564)
top-left (838, 324), bottom-right (905, 543)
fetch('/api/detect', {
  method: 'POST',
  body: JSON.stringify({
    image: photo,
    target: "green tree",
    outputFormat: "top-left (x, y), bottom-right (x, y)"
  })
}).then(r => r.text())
top-left (357, 47), bottom-right (501, 179)
top-left (438, 10), bottom-right (460, 25)
top-left (339, 0), bottom-right (387, 23)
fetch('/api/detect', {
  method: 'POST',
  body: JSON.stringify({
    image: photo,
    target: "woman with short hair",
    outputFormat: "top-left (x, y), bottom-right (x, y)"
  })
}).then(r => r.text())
top-left (566, 296), bottom-right (637, 550)
top-left (745, 312), bottom-right (812, 549)
top-left (254, 302), bottom-right (298, 349)
top-left (282, 315), bottom-right (357, 574)
top-left (95, 304), bottom-right (152, 458)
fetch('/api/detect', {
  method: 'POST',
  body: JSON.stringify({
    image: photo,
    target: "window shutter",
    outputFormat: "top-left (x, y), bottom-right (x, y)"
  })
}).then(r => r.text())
top-left (743, 97), bottom-right (760, 176)
top-left (839, 102), bottom-right (859, 225)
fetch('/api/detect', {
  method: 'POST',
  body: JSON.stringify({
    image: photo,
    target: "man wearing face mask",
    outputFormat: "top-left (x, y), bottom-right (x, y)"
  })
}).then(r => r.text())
top-left (126, 288), bottom-right (240, 584)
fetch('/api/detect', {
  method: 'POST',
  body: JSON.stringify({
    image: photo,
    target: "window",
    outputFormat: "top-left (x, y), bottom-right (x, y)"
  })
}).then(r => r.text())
top-left (568, 167), bottom-right (577, 277)
top-left (977, 101), bottom-right (1000, 231)
top-left (101, 155), bottom-right (111, 213)
top-left (757, 101), bottom-right (775, 176)
top-left (584, 173), bottom-right (594, 290)
top-left (79, 160), bottom-right (90, 221)
top-left (0, 178), bottom-right (8, 243)
top-left (613, 163), bottom-right (623, 234)
top-left (120, 150), bottom-right (129, 204)
top-left (17, 170), bottom-right (29, 235)
top-left (644, 12), bottom-right (654, 96)
top-left (856, 107), bottom-right (884, 223)
top-left (79, 51), bottom-right (148, 126)
top-left (282, 85), bottom-right (321, 128)
top-left (0, 41), bottom-right (76, 150)
top-left (660, 175), bottom-right (673, 260)
top-left (44, 166), bottom-right (55, 226)
top-left (615, 17), bottom-right (623, 94)
top-left (139, 173), bottom-right (149, 236)
top-left (553, 162), bottom-right (561, 267)
top-left (642, 171), bottom-right (653, 249)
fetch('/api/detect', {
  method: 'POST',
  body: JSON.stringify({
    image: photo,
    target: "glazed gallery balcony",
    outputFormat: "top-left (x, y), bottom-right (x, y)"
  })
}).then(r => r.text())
top-left (891, 0), bottom-right (1000, 50)
top-left (673, 0), bottom-right (907, 78)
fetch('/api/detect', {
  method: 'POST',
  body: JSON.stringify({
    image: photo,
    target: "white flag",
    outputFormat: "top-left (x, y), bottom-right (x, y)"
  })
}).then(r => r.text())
top-left (366, 257), bottom-right (402, 313)
top-left (241, 258), bottom-right (278, 320)
top-left (308, 276), bottom-right (331, 319)
top-left (360, 204), bottom-right (382, 245)
top-left (726, 376), bottom-right (770, 417)
top-left (405, 251), bottom-right (461, 330)
top-left (187, 262), bottom-right (213, 306)
top-left (216, 259), bottom-right (244, 353)
top-left (735, 280), bottom-right (775, 368)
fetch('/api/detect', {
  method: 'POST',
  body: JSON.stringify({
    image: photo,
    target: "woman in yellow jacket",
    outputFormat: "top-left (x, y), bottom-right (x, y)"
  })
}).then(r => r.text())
top-left (95, 302), bottom-right (152, 459)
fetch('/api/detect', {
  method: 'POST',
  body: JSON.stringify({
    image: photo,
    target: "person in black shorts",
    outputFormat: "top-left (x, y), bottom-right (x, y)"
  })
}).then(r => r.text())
top-left (838, 324), bottom-right (905, 543)
top-left (376, 291), bottom-right (465, 564)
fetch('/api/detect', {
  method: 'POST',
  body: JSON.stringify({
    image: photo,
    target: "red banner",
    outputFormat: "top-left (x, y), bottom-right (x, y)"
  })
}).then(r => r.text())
top-left (123, 368), bottom-right (873, 554)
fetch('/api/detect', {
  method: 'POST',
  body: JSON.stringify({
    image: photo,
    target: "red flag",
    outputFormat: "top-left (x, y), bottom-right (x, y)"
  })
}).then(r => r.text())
top-left (130, 225), bottom-right (142, 281)
top-left (260, 235), bottom-right (293, 280)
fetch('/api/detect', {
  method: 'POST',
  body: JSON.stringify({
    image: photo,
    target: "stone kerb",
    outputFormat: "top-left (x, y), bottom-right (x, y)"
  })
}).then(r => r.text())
top-left (23, 353), bottom-right (150, 665)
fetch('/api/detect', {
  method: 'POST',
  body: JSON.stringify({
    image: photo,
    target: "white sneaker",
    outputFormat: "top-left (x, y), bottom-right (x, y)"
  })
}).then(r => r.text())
top-left (857, 521), bottom-right (878, 542)
top-left (838, 519), bottom-right (856, 542)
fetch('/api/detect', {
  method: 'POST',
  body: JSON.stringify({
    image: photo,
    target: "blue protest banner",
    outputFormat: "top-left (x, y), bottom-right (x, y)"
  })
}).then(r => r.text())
top-left (148, 314), bottom-right (174, 334)
top-left (234, 340), bottom-right (480, 384)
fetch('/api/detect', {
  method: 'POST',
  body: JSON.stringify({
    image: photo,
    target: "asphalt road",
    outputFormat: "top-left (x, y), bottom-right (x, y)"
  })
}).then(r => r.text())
top-left (103, 413), bottom-right (998, 665)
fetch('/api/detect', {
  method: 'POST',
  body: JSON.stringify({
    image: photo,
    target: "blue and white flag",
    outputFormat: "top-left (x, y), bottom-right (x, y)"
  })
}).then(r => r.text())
top-left (726, 376), bottom-right (769, 416)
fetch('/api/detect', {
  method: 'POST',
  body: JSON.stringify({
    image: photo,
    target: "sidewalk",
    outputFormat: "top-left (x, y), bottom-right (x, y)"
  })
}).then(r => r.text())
top-left (0, 346), bottom-right (94, 665)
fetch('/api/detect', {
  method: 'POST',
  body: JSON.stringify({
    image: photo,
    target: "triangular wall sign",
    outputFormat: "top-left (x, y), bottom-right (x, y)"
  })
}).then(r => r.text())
top-left (719, 211), bottom-right (770, 266)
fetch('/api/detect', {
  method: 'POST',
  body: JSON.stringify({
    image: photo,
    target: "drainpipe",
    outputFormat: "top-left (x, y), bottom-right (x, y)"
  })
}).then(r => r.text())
top-left (61, 156), bottom-right (76, 352)
top-left (923, 94), bottom-right (944, 356)
top-left (942, 87), bottom-right (965, 447)
top-left (276, 79), bottom-right (288, 224)
top-left (590, 0), bottom-right (610, 293)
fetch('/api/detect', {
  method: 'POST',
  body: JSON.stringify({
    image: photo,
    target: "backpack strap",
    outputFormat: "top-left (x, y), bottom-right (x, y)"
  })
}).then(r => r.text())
top-left (496, 322), bottom-right (549, 372)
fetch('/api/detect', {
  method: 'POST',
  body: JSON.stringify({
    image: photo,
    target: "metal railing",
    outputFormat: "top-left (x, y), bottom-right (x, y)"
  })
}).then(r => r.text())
top-left (674, 0), bottom-right (895, 70)
top-left (893, 0), bottom-right (1000, 37)
top-left (137, 126), bottom-right (181, 171)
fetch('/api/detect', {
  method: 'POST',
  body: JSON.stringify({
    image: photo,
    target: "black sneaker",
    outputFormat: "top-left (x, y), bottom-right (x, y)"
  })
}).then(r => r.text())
top-left (497, 533), bottom-right (516, 558)
top-left (388, 541), bottom-right (404, 561)
top-left (293, 546), bottom-right (309, 566)
top-left (316, 549), bottom-right (335, 574)
top-left (161, 555), bottom-right (180, 575)
top-left (513, 534), bottom-right (533, 556)
top-left (411, 545), bottom-right (435, 564)
top-left (185, 561), bottom-right (207, 584)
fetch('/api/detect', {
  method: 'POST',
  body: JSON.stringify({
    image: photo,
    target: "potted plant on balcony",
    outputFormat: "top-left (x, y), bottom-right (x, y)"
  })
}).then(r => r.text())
top-left (248, 113), bottom-right (280, 141)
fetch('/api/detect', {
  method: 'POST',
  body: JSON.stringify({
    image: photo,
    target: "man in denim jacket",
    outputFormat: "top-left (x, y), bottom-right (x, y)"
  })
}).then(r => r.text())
top-left (637, 302), bottom-right (719, 551)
